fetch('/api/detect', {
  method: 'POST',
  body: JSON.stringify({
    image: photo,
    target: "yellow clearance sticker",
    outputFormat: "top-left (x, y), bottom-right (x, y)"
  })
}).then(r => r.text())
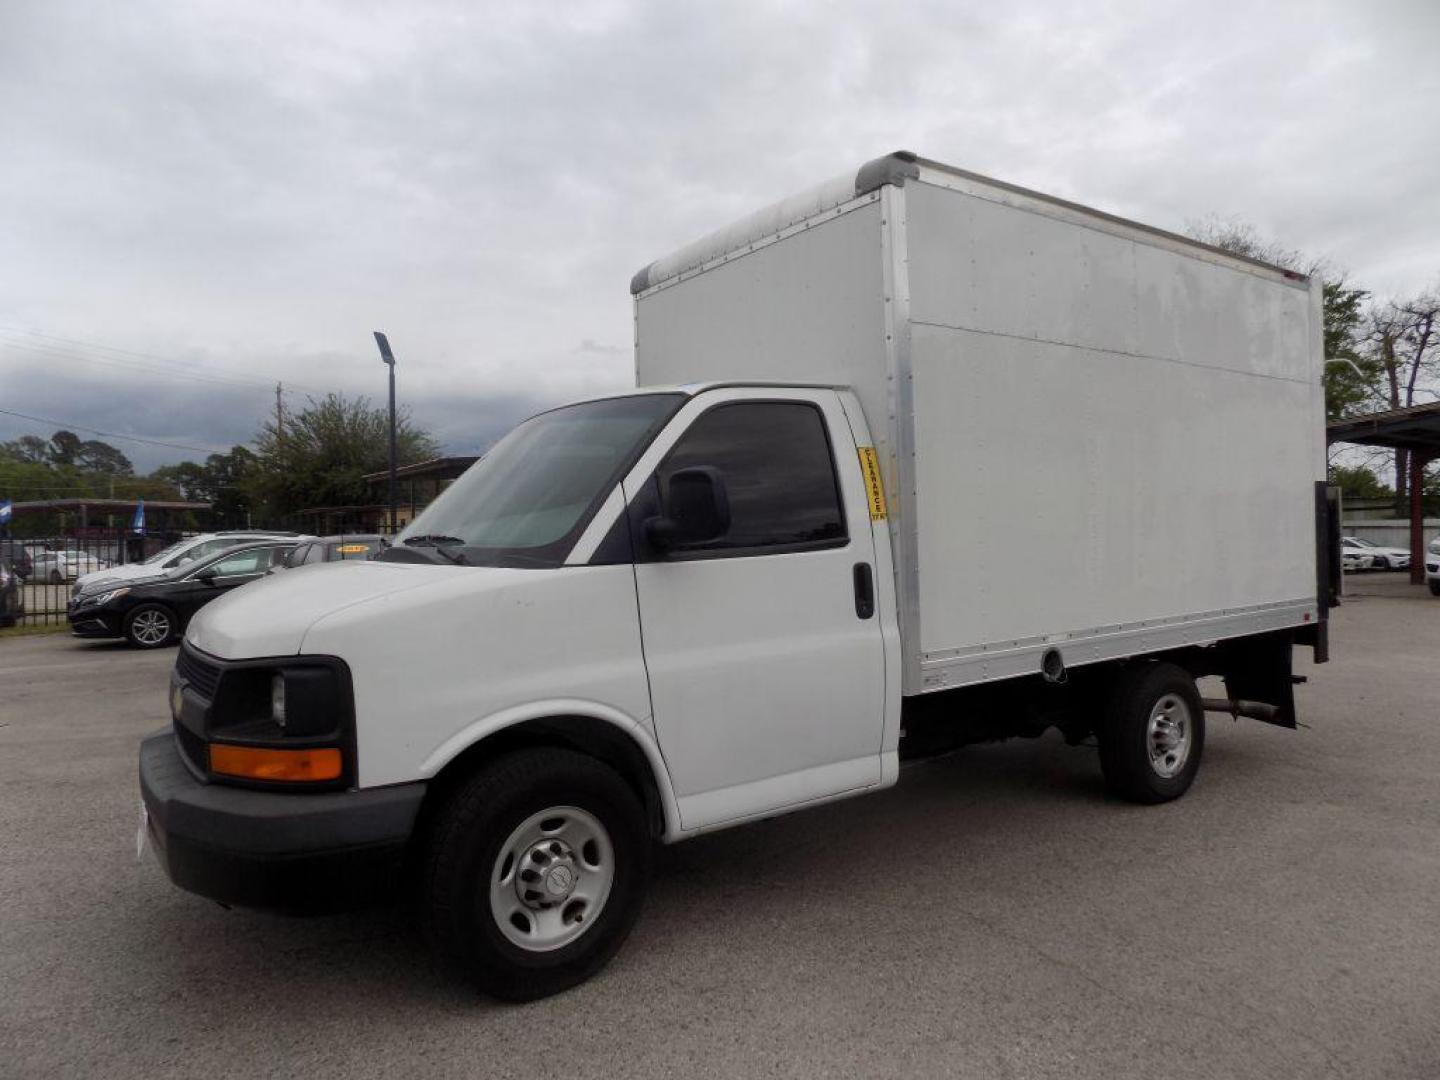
top-left (337, 544), bottom-right (370, 554)
top-left (856, 446), bottom-right (887, 521)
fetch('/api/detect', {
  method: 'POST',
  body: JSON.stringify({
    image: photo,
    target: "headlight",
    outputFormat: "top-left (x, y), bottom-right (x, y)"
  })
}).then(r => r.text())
top-left (88, 587), bottom-right (130, 606)
top-left (203, 660), bottom-right (352, 787)
top-left (209, 663), bottom-right (347, 740)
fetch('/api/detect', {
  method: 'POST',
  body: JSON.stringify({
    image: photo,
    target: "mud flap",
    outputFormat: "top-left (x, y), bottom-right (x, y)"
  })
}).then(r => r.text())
top-left (1221, 632), bottom-right (1297, 729)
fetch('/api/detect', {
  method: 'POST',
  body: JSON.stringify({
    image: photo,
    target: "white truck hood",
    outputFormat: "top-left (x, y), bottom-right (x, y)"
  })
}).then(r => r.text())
top-left (185, 560), bottom-right (481, 658)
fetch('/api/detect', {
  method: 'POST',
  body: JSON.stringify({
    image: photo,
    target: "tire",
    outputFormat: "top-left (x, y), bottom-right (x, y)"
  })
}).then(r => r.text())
top-left (123, 604), bottom-right (176, 648)
top-left (49, 570), bottom-right (63, 585)
top-left (1098, 662), bottom-right (1205, 805)
top-left (421, 748), bottom-right (652, 1002)
top-left (1428, 580), bottom-right (1440, 597)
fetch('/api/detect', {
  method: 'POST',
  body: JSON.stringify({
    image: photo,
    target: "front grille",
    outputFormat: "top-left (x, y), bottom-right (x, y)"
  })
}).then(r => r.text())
top-left (175, 644), bottom-right (222, 700)
top-left (173, 718), bottom-right (208, 775)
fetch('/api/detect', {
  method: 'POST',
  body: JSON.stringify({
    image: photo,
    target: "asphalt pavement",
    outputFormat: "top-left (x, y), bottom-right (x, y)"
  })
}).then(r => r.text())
top-left (1, 578), bottom-right (1437, 1079)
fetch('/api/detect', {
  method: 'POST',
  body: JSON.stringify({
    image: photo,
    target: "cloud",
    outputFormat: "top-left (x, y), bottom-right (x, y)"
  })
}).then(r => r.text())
top-left (2, 0), bottom-right (1439, 467)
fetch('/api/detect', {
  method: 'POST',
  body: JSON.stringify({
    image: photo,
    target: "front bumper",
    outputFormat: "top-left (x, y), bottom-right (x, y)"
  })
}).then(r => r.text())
top-left (139, 730), bottom-right (426, 913)
top-left (68, 609), bottom-right (121, 637)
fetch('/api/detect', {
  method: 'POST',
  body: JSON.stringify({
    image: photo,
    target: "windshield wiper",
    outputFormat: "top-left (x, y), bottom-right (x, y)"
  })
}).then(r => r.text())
top-left (401, 535), bottom-right (468, 565)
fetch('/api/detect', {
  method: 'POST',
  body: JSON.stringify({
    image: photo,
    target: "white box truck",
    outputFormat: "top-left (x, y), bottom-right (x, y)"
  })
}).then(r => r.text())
top-left (139, 152), bottom-right (1338, 1001)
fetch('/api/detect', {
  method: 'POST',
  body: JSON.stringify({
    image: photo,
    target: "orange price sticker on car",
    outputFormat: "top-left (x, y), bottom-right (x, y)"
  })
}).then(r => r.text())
top-left (856, 446), bottom-right (887, 521)
top-left (337, 544), bottom-right (369, 554)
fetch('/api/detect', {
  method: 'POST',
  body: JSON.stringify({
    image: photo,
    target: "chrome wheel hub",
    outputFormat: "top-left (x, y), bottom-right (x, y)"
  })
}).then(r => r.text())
top-left (517, 838), bottom-right (579, 908)
top-left (131, 610), bottom-right (169, 645)
top-left (489, 806), bottom-right (613, 952)
top-left (1146, 693), bottom-right (1192, 778)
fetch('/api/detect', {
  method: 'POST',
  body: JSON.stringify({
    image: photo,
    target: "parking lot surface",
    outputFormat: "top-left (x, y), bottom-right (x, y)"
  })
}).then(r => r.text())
top-left (2, 581), bottom-right (1438, 1079)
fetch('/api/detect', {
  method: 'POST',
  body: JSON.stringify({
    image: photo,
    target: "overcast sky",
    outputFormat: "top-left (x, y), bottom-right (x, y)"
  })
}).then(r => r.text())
top-left (2, 0), bottom-right (1438, 472)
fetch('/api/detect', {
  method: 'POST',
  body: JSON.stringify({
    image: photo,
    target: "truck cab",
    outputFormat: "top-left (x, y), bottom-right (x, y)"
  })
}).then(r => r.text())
top-left (143, 383), bottom-right (902, 1000)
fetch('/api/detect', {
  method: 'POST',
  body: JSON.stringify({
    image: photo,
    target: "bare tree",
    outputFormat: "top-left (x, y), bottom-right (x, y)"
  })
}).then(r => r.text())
top-left (1366, 293), bottom-right (1440, 508)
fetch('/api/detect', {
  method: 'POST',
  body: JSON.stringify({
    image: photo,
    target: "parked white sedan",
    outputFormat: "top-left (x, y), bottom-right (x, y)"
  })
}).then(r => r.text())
top-left (1340, 539), bottom-right (1376, 571)
top-left (31, 549), bottom-right (108, 584)
top-left (1341, 536), bottom-right (1410, 571)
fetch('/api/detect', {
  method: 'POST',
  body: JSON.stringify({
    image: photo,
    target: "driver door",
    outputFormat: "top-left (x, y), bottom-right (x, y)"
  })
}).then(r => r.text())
top-left (626, 389), bottom-right (886, 833)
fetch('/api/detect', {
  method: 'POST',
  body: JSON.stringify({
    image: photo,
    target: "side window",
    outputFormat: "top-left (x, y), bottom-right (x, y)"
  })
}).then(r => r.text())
top-left (182, 539), bottom-right (225, 564)
top-left (656, 401), bottom-right (846, 555)
top-left (207, 549), bottom-right (269, 577)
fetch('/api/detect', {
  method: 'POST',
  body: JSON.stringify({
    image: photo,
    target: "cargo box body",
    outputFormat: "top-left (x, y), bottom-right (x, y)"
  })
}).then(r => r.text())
top-left (633, 153), bottom-right (1326, 695)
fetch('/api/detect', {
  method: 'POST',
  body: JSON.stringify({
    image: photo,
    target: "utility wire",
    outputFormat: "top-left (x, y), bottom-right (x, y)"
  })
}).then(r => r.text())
top-left (0, 407), bottom-right (225, 456)
top-left (0, 339), bottom-right (290, 394)
top-left (0, 326), bottom-right (334, 395)
top-left (0, 338), bottom-right (326, 398)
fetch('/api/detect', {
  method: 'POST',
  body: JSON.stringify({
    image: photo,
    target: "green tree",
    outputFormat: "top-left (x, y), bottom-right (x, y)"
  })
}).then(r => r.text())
top-left (1321, 282), bottom-right (1379, 420)
top-left (0, 435), bottom-right (51, 464)
top-left (47, 430), bottom-right (83, 466)
top-left (1328, 464), bottom-right (1393, 502)
top-left (154, 446), bottom-right (260, 525)
top-left (249, 393), bottom-right (439, 517)
top-left (1, 431), bottom-right (134, 474)
top-left (75, 439), bottom-right (134, 475)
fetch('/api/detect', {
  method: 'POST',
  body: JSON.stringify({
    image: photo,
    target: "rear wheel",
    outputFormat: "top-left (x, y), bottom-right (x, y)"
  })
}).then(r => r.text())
top-left (1098, 662), bottom-right (1205, 804)
top-left (421, 748), bottom-right (652, 1001)
top-left (1429, 580), bottom-right (1440, 597)
top-left (124, 604), bottom-right (175, 648)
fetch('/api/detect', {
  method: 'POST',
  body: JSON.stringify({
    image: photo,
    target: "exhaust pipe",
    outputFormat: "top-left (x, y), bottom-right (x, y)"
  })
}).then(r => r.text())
top-left (1200, 698), bottom-right (1282, 723)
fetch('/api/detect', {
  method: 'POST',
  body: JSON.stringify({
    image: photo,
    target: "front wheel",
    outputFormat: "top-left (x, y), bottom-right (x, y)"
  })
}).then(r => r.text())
top-left (1428, 579), bottom-right (1440, 597)
top-left (1098, 662), bottom-right (1205, 804)
top-left (421, 748), bottom-right (652, 1001)
top-left (124, 604), bottom-right (176, 648)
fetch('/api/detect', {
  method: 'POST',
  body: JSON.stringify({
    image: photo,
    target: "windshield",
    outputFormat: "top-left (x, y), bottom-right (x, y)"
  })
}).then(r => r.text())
top-left (389, 393), bottom-right (682, 568)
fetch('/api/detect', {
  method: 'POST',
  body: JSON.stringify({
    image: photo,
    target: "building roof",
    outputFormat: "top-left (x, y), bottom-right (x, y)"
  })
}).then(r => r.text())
top-left (7, 498), bottom-right (211, 513)
top-left (1327, 401), bottom-right (1440, 453)
top-left (362, 455), bottom-right (478, 483)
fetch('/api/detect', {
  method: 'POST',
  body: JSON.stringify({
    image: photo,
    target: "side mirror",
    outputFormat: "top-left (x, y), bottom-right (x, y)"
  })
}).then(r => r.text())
top-left (195, 567), bottom-right (219, 584)
top-left (645, 467), bottom-right (730, 552)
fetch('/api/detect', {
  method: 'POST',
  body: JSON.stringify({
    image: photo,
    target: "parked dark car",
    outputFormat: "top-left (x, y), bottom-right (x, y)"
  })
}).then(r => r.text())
top-left (0, 539), bottom-right (34, 581)
top-left (68, 540), bottom-right (298, 648)
top-left (0, 559), bottom-right (23, 627)
top-left (276, 534), bottom-right (388, 569)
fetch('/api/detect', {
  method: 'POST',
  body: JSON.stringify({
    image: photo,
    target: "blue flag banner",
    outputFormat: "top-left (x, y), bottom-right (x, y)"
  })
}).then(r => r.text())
top-left (0, 499), bottom-right (11, 526)
top-left (131, 499), bottom-right (145, 535)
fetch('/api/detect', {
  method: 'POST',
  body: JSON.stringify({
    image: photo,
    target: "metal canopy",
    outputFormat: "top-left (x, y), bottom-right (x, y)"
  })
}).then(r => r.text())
top-left (1327, 401), bottom-right (1440, 582)
top-left (1327, 400), bottom-right (1440, 453)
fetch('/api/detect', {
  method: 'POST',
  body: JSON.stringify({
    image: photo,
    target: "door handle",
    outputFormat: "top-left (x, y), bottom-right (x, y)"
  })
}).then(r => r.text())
top-left (853, 563), bottom-right (874, 619)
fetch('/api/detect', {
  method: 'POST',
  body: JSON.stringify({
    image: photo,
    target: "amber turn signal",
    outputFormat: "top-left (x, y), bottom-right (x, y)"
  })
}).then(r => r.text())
top-left (209, 743), bottom-right (343, 783)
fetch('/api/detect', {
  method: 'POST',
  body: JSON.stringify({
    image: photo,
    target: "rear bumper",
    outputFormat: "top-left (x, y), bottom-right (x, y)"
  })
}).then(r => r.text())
top-left (138, 730), bottom-right (426, 913)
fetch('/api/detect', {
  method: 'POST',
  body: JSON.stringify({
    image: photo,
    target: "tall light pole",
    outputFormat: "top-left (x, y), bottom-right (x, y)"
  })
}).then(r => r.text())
top-left (373, 331), bottom-right (398, 534)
